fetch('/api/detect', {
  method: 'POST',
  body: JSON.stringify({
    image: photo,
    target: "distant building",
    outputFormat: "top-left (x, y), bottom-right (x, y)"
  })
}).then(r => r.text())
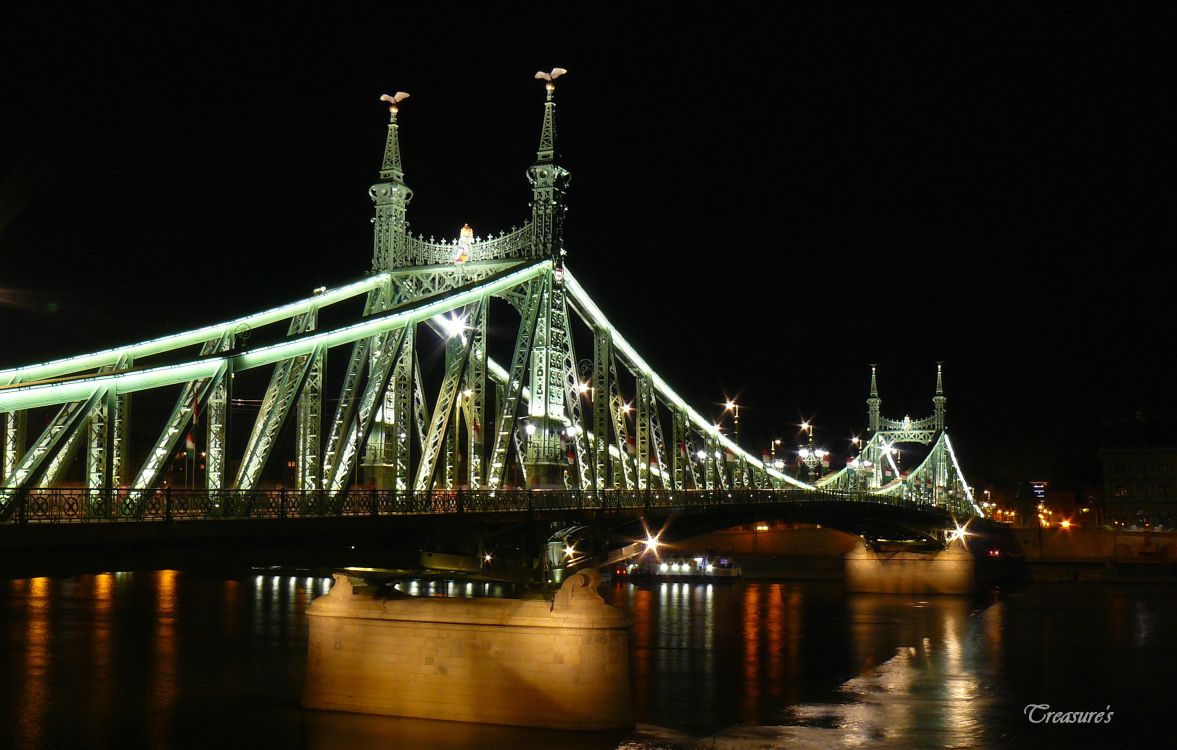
top-left (1099, 414), bottom-right (1177, 528)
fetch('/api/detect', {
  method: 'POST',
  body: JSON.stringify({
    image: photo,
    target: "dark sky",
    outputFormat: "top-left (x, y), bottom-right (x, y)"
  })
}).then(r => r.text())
top-left (0, 5), bottom-right (1172, 486)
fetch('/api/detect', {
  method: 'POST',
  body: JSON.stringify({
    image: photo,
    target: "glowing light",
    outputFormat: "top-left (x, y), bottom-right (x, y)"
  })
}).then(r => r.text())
top-left (578, 381), bottom-right (590, 395)
top-left (454, 224), bottom-right (473, 264)
top-left (524, 423), bottom-right (537, 436)
top-left (724, 400), bottom-right (737, 412)
top-left (621, 402), bottom-right (633, 414)
top-left (1060, 519), bottom-right (1072, 530)
top-left (696, 450), bottom-right (707, 460)
top-left (436, 313), bottom-right (467, 339)
top-left (483, 553), bottom-right (493, 563)
top-left (643, 534), bottom-right (661, 554)
top-left (563, 544), bottom-right (576, 559)
top-left (755, 523), bottom-right (770, 532)
top-left (947, 523), bottom-right (970, 543)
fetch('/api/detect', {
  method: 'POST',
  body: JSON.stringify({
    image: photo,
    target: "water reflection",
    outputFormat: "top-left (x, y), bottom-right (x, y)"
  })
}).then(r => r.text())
top-left (150, 570), bottom-right (178, 745)
top-left (20, 577), bottom-right (51, 745)
top-left (0, 575), bottom-right (1173, 748)
top-left (741, 583), bottom-right (760, 719)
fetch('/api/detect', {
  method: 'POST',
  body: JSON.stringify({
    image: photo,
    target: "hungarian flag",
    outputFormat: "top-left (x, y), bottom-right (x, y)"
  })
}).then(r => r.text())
top-left (626, 435), bottom-right (635, 455)
top-left (186, 389), bottom-right (199, 458)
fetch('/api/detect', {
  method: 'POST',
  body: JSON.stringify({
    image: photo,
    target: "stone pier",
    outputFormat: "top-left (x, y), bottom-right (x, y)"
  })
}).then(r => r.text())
top-left (302, 569), bottom-right (633, 730)
top-left (844, 540), bottom-right (976, 594)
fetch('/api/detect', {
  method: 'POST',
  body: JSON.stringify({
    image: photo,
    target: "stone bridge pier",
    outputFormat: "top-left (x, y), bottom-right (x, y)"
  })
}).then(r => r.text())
top-left (844, 539), bottom-right (977, 594)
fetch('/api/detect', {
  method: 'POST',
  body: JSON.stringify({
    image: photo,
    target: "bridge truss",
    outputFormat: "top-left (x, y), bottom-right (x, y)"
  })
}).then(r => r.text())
top-left (815, 365), bottom-right (981, 517)
top-left (0, 74), bottom-right (979, 523)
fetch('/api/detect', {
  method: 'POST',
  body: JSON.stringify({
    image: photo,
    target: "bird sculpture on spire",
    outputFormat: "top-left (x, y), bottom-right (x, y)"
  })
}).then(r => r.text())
top-left (534, 68), bottom-right (568, 91)
top-left (379, 91), bottom-right (410, 114)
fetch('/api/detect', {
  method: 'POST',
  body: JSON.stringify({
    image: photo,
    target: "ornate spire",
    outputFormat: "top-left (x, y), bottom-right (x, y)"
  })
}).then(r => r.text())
top-left (867, 364), bottom-right (881, 433)
top-left (378, 92), bottom-right (410, 182)
top-left (371, 92), bottom-right (414, 272)
top-left (527, 69), bottom-right (571, 265)
top-left (533, 68), bottom-right (566, 163)
top-left (933, 363), bottom-right (947, 430)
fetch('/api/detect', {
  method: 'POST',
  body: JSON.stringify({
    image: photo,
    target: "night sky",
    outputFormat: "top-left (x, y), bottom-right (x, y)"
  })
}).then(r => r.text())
top-left (1, 5), bottom-right (1171, 487)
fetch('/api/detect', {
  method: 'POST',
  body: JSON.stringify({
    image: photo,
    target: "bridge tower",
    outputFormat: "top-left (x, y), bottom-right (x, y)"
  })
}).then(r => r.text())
top-left (522, 70), bottom-right (575, 487)
top-left (819, 364), bottom-right (980, 517)
top-left (867, 364), bottom-right (881, 434)
top-left (933, 362), bottom-right (946, 430)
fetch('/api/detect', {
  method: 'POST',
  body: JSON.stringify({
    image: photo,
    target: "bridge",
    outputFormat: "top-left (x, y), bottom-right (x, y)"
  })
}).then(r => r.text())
top-left (0, 74), bottom-right (988, 574)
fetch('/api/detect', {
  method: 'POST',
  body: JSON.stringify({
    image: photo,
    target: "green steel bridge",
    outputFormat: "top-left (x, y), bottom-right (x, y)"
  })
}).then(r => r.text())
top-left (0, 72), bottom-right (981, 546)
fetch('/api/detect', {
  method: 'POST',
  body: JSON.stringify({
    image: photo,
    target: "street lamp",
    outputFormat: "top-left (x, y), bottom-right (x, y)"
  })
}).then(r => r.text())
top-left (723, 399), bottom-right (740, 444)
top-left (797, 421), bottom-right (828, 481)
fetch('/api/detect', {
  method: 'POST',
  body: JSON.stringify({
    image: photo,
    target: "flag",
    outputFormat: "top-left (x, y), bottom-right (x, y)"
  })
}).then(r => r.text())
top-left (186, 389), bottom-right (199, 458)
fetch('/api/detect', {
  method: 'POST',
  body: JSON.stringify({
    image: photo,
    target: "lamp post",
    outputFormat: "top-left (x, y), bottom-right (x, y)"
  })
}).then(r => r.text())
top-left (723, 399), bottom-right (740, 444)
top-left (797, 421), bottom-right (828, 482)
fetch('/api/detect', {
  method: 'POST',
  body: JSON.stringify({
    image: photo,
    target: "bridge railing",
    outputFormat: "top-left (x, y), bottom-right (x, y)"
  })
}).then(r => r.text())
top-left (1, 486), bottom-right (946, 524)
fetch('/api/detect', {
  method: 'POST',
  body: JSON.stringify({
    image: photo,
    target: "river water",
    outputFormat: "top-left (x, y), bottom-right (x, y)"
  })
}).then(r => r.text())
top-left (0, 571), bottom-right (1171, 748)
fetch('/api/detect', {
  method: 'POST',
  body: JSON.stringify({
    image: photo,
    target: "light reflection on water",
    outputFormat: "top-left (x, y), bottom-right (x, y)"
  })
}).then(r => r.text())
top-left (0, 574), bottom-right (1171, 748)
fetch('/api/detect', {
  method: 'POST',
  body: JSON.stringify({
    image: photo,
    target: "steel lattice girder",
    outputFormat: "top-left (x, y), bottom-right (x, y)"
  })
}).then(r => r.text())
top-left (0, 389), bottom-right (107, 519)
top-left (0, 275), bottom-right (387, 387)
top-left (486, 280), bottom-right (543, 491)
top-left (234, 312), bottom-right (321, 491)
top-left (562, 270), bottom-right (808, 490)
top-left (326, 327), bottom-right (409, 495)
top-left (1, 260), bottom-right (827, 501)
top-left (124, 365), bottom-right (229, 514)
top-left (0, 262), bottom-right (550, 414)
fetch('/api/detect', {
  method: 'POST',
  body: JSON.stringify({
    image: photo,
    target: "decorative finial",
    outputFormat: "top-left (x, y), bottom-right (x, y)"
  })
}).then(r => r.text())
top-left (379, 91), bottom-right (410, 117)
top-left (869, 364), bottom-right (879, 397)
top-left (534, 67), bottom-right (568, 96)
top-left (533, 68), bottom-right (566, 164)
top-left (935, 362), bottom-right (944, 395)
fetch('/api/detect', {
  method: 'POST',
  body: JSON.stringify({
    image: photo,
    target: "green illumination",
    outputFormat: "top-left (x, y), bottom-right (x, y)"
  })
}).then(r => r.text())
top-left (0, 262), bottom-right (548, 414)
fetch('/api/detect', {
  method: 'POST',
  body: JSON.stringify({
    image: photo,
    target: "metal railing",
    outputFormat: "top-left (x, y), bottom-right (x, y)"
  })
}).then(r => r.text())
top-left (0, 486), bottom-right (954, 524)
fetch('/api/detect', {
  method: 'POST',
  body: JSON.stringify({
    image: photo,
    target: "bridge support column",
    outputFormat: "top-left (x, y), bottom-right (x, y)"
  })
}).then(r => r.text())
top-left (303, 569), bottom-right (633, 730)
top-left (844, 540), bottom-right (976, 594)
top-left (1, 411), bottom-right (25, 486)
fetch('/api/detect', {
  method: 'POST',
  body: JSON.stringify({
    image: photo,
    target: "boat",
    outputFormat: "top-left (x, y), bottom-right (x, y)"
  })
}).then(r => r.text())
top-left (617, 553), bottom-right (742, 580)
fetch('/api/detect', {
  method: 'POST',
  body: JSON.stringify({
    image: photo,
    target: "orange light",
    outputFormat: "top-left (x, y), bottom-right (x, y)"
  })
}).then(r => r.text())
top-left (1060, 520), bottom-right (1072, 530)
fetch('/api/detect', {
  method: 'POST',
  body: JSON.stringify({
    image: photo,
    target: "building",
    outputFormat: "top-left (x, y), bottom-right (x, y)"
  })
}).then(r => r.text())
top-left (1099, 414), bottom-right (1177, 528)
